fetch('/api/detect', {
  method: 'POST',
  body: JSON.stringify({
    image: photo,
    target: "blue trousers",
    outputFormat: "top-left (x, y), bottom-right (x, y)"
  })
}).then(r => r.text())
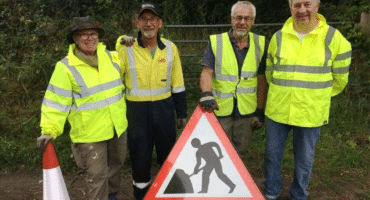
top-left (264, 118), bottom-right (320, 200)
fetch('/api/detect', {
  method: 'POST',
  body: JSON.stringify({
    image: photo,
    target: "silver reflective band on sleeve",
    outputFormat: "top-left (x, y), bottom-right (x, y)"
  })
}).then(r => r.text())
top-left (212, 89), bottom-right (234, 98)
top-left (332, 65), bottom-right (350, 74)
top-left (47, 84), bottom-right (72, 97)
top-left (266, 65), bottom-right (273, 72)
top-left (275, 65), bottom-right (331, 73)
top-left (105, 50), bottom-right (121, 73)
top-left (272, 78), bottom-right (333, 89)
top-left (236, 87), bottom-right (257, 94)
top-left (172, 85), bottom-right (185, 93)
top-left (324, 26), bottom-right (336, 68)
top-left (335, 51), bottom-right (352, 61)
top-left (42, 98), bottom-right (71, 112)
top-left (214, 34), bottom-right (238, 82)
top-left (72, 92), bottom-right (123, 111)
top-left (241, 71), bottom-right (257, 78)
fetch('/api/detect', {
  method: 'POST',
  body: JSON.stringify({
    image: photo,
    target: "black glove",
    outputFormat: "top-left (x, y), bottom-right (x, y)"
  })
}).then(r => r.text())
top-left (199, 92), bottom-right (219, 111)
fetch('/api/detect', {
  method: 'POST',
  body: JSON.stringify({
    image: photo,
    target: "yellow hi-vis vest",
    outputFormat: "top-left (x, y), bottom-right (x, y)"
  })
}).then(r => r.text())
top-left (117, 38), bottom-right (185, 101)
top-left (40, 43), bottom-right (128, 143)
top-left (210, 32), bottom-right (265, 116)
top-left (265, 14), bottom-right (352, 127)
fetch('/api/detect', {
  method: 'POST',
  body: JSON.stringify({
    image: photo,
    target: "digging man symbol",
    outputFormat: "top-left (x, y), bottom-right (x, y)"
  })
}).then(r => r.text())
top-left (191, 138), bottom-right (236, 194)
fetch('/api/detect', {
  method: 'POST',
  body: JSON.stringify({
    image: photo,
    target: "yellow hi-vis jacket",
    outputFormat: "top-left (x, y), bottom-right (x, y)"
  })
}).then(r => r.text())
top-left (210, 32), bottom-right (265, 116)
top-left (265, 14), bottom-right (352, 127)
top-left (116, 37), bottom-right (185, 102)
top-left (40, 43), bottom-right (128, 143)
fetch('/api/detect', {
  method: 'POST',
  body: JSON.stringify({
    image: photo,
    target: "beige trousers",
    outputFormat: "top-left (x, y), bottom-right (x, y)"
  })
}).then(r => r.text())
top-left (218, 117), bottom-right (253, 156)
top-left (72, 132), bottom-right (127, 200)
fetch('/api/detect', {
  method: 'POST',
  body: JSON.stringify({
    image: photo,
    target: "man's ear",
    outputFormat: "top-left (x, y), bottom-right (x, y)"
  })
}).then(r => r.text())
top-left (135, 19), bottom-right (140, 29)
top-left (158, 19), bottom-right (163, 29)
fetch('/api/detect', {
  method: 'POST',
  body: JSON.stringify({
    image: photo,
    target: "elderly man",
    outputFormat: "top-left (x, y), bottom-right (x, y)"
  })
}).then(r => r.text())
top-left (37, 16), bottom-right (127, 200)
top-left (116, 3), bottom-right (187, 200)
top-left (199, 1), bottom-right (267, 156)
top-left (264, 0), bottom-right (352, 199)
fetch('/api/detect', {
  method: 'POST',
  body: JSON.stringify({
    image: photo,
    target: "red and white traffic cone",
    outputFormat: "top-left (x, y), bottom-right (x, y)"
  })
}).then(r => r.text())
top-left (43, 142), bottom-right (70, 200)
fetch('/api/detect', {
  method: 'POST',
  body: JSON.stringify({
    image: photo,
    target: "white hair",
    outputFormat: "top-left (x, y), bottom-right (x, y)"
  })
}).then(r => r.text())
top-left (231, 1), bottom-right (256, 17)
top-left (288, 0), bottom-right (320, 7)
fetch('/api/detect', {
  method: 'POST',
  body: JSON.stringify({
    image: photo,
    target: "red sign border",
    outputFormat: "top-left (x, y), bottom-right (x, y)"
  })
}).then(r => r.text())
top-left (145, 105), bottom-right (265, 200)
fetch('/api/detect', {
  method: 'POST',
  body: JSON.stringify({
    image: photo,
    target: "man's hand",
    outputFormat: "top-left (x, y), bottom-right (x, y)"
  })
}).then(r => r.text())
top-left (251, 117), bottom-right (264, 131)
top-left (199, 92), bottom-right (219, 111)
top-left (177, 118), bottom-right (187, 129)
top-left (120, 36), bottom-right (135, 47)
top-left (37, 134), bottom-right (53, 155)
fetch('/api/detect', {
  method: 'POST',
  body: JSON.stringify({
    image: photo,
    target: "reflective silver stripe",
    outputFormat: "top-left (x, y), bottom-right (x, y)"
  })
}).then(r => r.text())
top-left (275, 30), bottom-right (282, 68)
top-left (42, 98), bottom-right (71, 112)
top-left (212, 89), bottom-right (234, 98)
top-left (236, 87), bottom-right (257, 94)
top-left (272, 78), bottom-right (333, 89)
top-left (126, 40), bottom-right (173, 97)
top-left (165, 40), bottom-right (173, 89)
top-left (275, 65), bottom-right (331, 73)
top-left (324, 26), bottom-right (336, 68)
top-left (72, 92), bottom-right (122, 111)
top-left (253, 33), bottom-right (261, 65)
top-left (335, 51), bottom-right (352, 61)
top-left (47, 84), bottom-right (72, 97)
top-left (61, 58), bottom-right (89, 98)
top-left (73, 79), bottom-right (123, 99)
top-left (267, 53), bottom-right (273, 62)
top-left (240, 71), bottom-right (257, 78)
top-left (332, 65), bottom-right (350, 74)
top-left (214, 34), bottom-right (238, 82)
top-left (172, 85), bottom-right (185, 93)
top-left (62, 58), bottom-right (123, 99)
top-left (266, 65), bottom-right (273, 72)
top-left (105, 50), bottom-right (120, 73)
top-left (128, 87), bottom-right (171, 96)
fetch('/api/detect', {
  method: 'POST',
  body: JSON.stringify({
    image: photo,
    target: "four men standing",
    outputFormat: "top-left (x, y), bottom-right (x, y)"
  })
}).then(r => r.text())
top-left (37, 0), bottom-right (351, 199)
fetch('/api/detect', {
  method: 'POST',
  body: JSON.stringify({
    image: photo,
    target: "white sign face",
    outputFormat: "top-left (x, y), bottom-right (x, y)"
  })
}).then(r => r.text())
top-left (155, 114), bottom-right (252, 198)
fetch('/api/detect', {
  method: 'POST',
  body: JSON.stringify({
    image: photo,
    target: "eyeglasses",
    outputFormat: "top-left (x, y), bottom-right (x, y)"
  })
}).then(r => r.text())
top-left (232, 16), bottom-right (255, 22)
top-left (78, 32), bottom-right (99, 40)
top-left (139, 17), bottom-right (159, 23)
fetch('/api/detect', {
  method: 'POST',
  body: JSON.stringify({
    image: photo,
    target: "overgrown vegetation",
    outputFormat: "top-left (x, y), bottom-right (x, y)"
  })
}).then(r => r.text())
top-left (1, 0), bottom-right (369, 197)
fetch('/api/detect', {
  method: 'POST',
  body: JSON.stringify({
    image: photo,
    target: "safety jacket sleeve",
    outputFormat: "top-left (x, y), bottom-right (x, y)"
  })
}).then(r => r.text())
top-left (115, 35), bottom-right (124, 51)
top-left (265, 35), bottom-right (277, 85)
top-left (170, 42), bottom-right (187, 118)
top-left (330, 30), bottom-right (352, 96)
top-left (40, 61), bottom-right (73, 139)
top-left (118, 43), bottom-right (129, 78)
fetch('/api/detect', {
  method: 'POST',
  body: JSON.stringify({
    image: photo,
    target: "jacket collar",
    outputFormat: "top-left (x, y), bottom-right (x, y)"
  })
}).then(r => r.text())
top-left (282, 13), bottom-right (328, 35)
top-left (137, 31), bottom-right (166, 50)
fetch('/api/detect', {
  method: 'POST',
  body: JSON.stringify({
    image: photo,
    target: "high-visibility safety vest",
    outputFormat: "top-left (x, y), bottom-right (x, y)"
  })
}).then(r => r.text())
top-left (210, 32), bottom-right (265, 116)
top-left (117, 37), bottom-right (185, 102)
top-left (40, 43), bottom-right (128, 143)
top-left (265, 14), bottom-right (352, 127)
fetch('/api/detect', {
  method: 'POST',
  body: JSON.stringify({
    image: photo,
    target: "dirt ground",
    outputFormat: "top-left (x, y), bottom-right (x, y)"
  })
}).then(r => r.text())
top-left (0, 165), bottom-right (368, 200)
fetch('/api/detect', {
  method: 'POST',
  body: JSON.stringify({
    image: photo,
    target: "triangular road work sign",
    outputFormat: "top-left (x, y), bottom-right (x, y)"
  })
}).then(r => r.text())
top-left (145, 105), bottom-right (264, 199)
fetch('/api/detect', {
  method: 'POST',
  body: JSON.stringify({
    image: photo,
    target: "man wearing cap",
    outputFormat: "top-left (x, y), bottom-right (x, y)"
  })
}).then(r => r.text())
top-left (264, 0), bottom-right (352, 199)
top-left (37, 16), bottom-right (127, 200)
top-left (116, 3), bottom-right (187, 200)
top-left (199, 1), bottom-right (268, 157)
